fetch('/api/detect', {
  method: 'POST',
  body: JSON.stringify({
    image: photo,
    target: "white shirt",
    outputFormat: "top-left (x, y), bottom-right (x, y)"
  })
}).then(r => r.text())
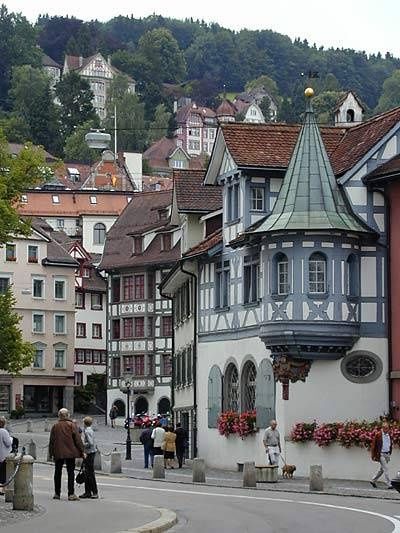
top-left (382, 431), bottom-right (391, 453)
top-left (151, 427), bottom-right (165, 448)
top-left (0, 428), bottom-right (12, 463)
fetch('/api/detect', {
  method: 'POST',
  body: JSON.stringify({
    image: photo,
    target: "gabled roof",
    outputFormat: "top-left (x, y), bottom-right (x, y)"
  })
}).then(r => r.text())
top-left (363, 153), bottom-right (400, 183)
top-left (64, 53), bottom-right (135, 82)
top-left (216, 99), bottom-right (236, 117)
top-left (176, 103), bottom-right (216, 124)
top-left (99, 190), bottom-right (178, 270)
top-left (243, 95), bottom-right (371, 234)
top-left (334, 91), bottom-right (365, 113)
top-left (173, 169), bottom-right (222, 213)
top-left (143, 137), bottom-right (186, 169)
top-left (30, 218), bottom-right (78, 267)
top-left (42, 53), bottom-right (61, 69)
top-left (183, 229), bottom-right (223, 258)
top-left (8, 143), bottom-right (57, 163)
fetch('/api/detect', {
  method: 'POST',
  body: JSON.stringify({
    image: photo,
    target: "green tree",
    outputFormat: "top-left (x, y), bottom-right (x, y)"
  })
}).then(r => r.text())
top-left (136, 28), bottom-right (187, 85)
top-left (64, 120), bottom-right (99, 162)
top-left (0, 288), bottom-right (34, 373)
top-left (148, 103), bottom-right (171, 144)
top-left (56, 72), bottom-right (97, 138)
top-left (245, 75), bottom-right (280, 100)
top-left (9, 65), bottom-right (61, 154)
top-left (0, 5), bottom-right (41, 108)
top-left (312, 91), bottom-right (344, 124)
top-left (375, 70), bottom-right (400, 114)
top-left (0, 131), bottom-right (53, 243)
top-left (259, 96), bottom-right (272, 122)
top-left (0, 113), bottom-right (30, 143)
top-left (105, 74), bottom-right (147, 152)
top-left (278, 97), bottom-right (297, 123)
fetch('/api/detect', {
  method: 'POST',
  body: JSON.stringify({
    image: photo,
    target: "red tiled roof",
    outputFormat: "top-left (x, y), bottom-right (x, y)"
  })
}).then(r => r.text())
top-left (364, 154), bottom-right (400, 181)
top-left (174, 169), bottom-right (222, 213)
top-left (221, 122), bottom-right (346, 170)
top-left (216, 99), bottom-right (236, 117)
top-left (220, 106), bottom-right (400, 176)
top-left (184, 229), bottom-right (222, 258)
top-left (331, 106), bottom-right (400, 175)
top-left (143, 137), bottom-right (177, 169)
top-left (176, 103), bottom-right (216, 124)
top-left (99, 190), bottom-right (179, 270)
top-left (18, 191), bottom-right (131, 217)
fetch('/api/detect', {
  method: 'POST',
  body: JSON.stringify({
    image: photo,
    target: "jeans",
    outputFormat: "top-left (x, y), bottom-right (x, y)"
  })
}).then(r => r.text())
top-left (372, 453), bottom-right (391, 486)
top-left (84, 452), bottom-right (98, 496)
top-left (143, 446), bottom-right (153, 468)
top-left (54, 458), bottom-right (75, 496)
top-left (176, 447), bottom-right (185, 468)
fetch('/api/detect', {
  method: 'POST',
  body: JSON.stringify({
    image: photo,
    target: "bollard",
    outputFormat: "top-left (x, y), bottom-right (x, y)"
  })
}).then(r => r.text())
top-left (192, 458), bottom-right (206, 483)
top-left (13, 454), bottom-right (34, 511)
top-left (26, 420), bottom-right (32, 433)
top-left (5, 454), bottom-right (15, 503)
top-left (94, 449), bottom-right (102, 471)
top-left (309, 465), bottom-right (324, 491)
top-left (153, 455), bottom-right (165, 479)
top-left (28, 440), bottom-right (36, 460)
top-left (110, 451), bottom-right (122, 474)
top-left (243, 461), bottom-right (257, 488)
top-left (44, 419), bottom-right (50, 432)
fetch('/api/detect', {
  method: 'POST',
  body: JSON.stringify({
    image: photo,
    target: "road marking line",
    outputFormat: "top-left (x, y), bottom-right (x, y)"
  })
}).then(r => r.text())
top-left (96, 481), bottom-right (400, 532)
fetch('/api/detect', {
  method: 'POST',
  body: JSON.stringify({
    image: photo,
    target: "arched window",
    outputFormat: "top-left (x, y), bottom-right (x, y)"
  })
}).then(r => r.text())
top-left (309, 252), bottom-right (326, 294)
top-left (346, 109), bottom-right (355, 122)
top-left (241, 361), bottom-right (257, 412)
top-left (272, 253), bottom-right (289, 295)
top-left (346, 254), bottom-right (359, 297)
top-left (224, 363), bottom-right (239, 412)
top-left (158, 397), bottom-right (171, 416)
top-left (93, 223), bottom-right (106, 245)
top-left (134, 396), bottom-right (149, 415)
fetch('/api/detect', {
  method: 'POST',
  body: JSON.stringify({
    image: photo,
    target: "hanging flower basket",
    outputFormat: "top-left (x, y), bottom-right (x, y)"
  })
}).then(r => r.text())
top-left (217, 411), bottom-right (257, 439)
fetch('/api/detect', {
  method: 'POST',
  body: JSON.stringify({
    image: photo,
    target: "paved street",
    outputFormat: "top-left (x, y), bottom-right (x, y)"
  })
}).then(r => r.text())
top-left (5, 462), bottom-right (400, 533)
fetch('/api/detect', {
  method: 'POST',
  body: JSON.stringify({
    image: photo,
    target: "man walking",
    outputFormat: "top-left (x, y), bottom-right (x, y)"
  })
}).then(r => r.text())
top-left (49, 408), bottom-right (85, 501)
top-left (175, 423), bottom-right (188, 469)
top-left (140, 426), bottom-right (154, 468)
top-left (109, 405), bottom-right (118, 429)
top-left (263, 419), bottom-right (281, 466)
top-left (370, 422), bottom-right (394, 489)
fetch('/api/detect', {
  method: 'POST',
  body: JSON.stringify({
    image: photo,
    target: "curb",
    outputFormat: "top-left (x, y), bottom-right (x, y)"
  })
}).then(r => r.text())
top-left (115, 508), bottom-right (177, 533)
top-left (35, 460), bottom-right (400, 502)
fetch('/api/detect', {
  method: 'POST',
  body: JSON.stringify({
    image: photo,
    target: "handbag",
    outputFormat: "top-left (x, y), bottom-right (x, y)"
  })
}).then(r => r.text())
top-left (75, 463), bottom-right (86, 485)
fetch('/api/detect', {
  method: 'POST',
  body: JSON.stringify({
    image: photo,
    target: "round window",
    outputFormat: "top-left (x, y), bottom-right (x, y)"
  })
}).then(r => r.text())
top-left (341, 351), bottom-right (382, 384)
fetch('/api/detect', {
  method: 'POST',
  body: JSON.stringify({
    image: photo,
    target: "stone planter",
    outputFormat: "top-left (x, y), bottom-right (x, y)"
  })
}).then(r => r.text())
top-left (255, 465), bottom-right (278, 483)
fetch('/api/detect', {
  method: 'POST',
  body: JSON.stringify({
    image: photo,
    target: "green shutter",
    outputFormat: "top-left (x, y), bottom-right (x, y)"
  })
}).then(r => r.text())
top-left (208, 365), bottom-right (222, 428)
top-left (256, 359), bottom-right (275, 428)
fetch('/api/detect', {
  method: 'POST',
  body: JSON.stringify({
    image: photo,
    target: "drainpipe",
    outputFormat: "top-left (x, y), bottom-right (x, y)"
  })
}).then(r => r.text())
top-left (179, 262), bottom-right (198, 459)
top-left (159, 289), bottom-right (175, 425)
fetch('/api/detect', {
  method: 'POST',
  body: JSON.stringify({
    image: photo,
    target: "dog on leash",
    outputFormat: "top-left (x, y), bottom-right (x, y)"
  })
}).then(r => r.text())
top-left (282, 463), bottom-right (296, 479)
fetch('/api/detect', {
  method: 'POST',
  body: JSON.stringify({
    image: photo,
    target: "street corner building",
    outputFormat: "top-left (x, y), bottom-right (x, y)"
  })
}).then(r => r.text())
top-left (160, 91), bottom-right (400, 478)
top-left (0, 218), bottom-right (78, 414)
top-left (99, 190), bottom-right (179, 420)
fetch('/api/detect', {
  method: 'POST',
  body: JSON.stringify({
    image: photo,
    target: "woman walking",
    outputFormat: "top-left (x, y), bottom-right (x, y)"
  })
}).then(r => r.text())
top-left (0, 417), bottom-right (12, 495)
top-left (79, 417), bottom-right (98, 499)
top-left (163, 426), bottom-right (176, 469)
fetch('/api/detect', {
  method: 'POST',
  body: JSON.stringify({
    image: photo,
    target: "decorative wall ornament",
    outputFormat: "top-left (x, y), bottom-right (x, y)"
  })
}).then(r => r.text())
top-left (271, 355), bottom-right (312, 400)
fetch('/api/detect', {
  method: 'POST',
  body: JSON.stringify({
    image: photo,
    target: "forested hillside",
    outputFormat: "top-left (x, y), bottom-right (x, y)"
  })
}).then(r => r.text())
top-left (2, 4), bottom-right (400, 158)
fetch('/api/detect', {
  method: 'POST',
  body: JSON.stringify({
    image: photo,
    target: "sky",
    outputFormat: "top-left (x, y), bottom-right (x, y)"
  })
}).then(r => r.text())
top-left (4, 0), bottom-right (400, 57)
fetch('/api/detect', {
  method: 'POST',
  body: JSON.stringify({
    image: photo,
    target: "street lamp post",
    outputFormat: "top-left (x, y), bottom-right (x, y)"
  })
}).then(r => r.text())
top-left (120, 378), bottom-right (132, 460)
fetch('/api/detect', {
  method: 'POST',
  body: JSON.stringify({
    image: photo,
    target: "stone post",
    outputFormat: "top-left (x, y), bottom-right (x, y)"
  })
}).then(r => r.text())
top-left (94, 449), bottom-right (102, 471)
top-left (5, 454), bottom-right (15, 503)
top-left (13, 454), bottom-right (34, 511)
top-left (26, 420), bottom-right (32, 433)
top-left (28, 440), bottom-right (36, 460)
top-left (110, 451), bottom-right (122, 474)
top-left (309, 465), bottom-right (324, 491)
top-left (243, 461), bottom-right (257, 488)
top-left (44, 419), bottom-right (50, 432)
top-left (192, 458), bottom-right (206, 483)
top-left (153, 455), bottom-right (165, 479)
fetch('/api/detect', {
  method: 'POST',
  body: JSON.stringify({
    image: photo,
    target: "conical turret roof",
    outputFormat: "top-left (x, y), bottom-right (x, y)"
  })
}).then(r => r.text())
top-left (253, 91), bottom-right (369, 234)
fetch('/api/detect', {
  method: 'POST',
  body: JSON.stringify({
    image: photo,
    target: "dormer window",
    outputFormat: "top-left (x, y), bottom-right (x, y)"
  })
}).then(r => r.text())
top-left (161, 233), bottom-right (172, 251)
top-left (133, 236), bottom-right (143, 254)
top-left (21, 194), bottom-right (28, 203)
top-left (52, 195), bottom-right (60, 204)
top-left (90, 196), bottom-right (97, 204)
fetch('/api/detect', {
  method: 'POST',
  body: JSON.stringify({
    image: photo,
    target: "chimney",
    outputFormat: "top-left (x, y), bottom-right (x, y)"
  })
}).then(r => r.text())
top-left (79, 56), bottom-right (83, 67)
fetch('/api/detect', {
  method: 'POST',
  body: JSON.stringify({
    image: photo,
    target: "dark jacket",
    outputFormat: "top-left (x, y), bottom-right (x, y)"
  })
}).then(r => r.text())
top-left (175, 427), bottom-right (188, 449)
top-left (140, 428), bottom-right (153, 448)
top-left (371, 431), bottom-right (392, 462)
top-left (49, 419), bottom-right (84, 460)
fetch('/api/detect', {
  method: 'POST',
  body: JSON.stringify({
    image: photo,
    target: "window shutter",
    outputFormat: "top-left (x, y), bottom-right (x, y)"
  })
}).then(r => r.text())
top-left (208, 365), bottom-right (222, 428)
top-left (256, 359), bottom-right (275, 428)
